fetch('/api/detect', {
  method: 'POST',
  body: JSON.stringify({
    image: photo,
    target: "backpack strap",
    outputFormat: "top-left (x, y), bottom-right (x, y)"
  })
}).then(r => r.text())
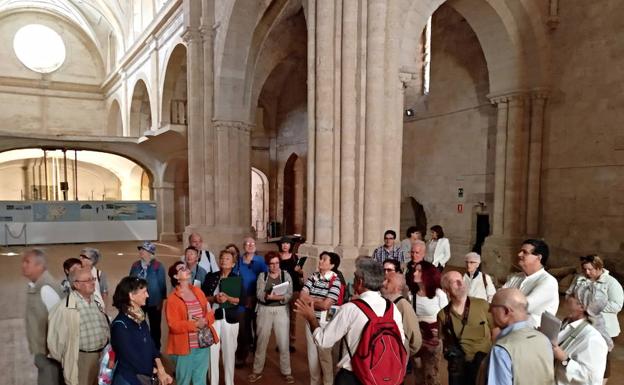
top-left (344, 298), bottom-right (394, 358)
top-left (481, 271), bottom-right (488, 289)
top-left (393, 296), bottom-right (405, 305)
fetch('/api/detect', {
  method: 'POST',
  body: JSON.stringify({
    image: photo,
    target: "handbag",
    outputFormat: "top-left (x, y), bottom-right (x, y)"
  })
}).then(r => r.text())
top-left (97, 344), bottom-right (116, 385)
top-left (197, 326), bottom-right (215, 348)
top-left (136, 374), bottom-right (160, 385)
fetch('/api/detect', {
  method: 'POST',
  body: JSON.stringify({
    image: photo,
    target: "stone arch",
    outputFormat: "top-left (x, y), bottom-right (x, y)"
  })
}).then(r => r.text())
top-left (398, 0), bottom-right (550, 94)
top-left (129, 79), bottom-right (152, 137)
top-left (160, 157), bottom-right (189, 240)
top-left (160, 43), bottom-right (188, 127)
top-left (107, 99), bottom-right (123, 135)
top-left (251, 167), bottom-right (269, 239)
top-left (215, 0), bottom-right (305, 122)
top-left (283, 153), bottom-right (304, 236)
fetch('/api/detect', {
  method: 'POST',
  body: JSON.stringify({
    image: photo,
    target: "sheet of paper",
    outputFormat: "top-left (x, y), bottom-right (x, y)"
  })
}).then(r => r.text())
top-left (270, 281), bottom-right (290, 296)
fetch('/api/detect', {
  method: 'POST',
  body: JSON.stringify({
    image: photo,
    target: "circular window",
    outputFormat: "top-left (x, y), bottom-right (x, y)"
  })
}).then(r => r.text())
top-left (13, 24), bottom-right (66, 73)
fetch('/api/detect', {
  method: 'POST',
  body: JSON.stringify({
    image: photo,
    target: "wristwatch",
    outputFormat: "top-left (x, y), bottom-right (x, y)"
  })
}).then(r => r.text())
top-left (561, 358), bottom-right (569, 367)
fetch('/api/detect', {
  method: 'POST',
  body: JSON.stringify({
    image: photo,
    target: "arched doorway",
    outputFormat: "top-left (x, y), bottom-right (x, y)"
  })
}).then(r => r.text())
top-left (251, 167), bottom-right (269, 239)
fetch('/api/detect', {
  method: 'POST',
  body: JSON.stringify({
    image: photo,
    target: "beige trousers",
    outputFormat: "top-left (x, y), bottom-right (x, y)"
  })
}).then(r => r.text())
top-left (305, 323), bottom-right (334, 385)
top-left (252, 305), bottom-right (291, 375)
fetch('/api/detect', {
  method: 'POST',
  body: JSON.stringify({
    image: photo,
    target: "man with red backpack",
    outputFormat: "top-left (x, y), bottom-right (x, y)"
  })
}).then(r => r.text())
top-left (295, 257), bottom-right (407, 385)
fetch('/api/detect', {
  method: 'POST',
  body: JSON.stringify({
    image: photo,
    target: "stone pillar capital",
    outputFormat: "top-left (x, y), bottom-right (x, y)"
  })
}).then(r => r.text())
top-left (487, 90), bottom-right (529, 105)
top-left (153, 182), bottom-right (175, 190)
top-left (182, 27), bottom-right (202, 44)
top-left (530, 88), bottom-right (550, 101)
top-left (399, 71), bottom-right (416, 89)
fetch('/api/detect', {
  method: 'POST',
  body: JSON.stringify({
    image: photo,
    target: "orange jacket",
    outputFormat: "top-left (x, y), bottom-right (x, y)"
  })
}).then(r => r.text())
top-left (165, 285), bottom-right (218, 355)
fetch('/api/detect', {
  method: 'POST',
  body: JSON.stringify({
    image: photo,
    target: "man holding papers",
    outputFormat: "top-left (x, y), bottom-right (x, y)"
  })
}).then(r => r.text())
top-left (248, 252), bottom-right (295, 383)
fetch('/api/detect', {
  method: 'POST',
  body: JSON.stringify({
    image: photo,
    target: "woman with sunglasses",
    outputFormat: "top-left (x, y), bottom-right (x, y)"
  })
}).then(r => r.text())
top-left (165, 261), bottom-right (218, 385)
top-left (566, 254), bottom-right (623, 383)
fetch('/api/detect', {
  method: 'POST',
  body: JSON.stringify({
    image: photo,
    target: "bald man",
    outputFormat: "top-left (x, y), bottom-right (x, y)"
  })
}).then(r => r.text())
top-left (382, 272), bottom-right (422, 357)
top-left (485, 288), bottom-right (554, 385)
top-left (438, 271), bottom-right (492, 385)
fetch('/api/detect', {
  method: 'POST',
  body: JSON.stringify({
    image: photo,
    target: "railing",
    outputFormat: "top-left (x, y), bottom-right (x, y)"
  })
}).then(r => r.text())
top-left (171, 99), bottom-right (187, 125)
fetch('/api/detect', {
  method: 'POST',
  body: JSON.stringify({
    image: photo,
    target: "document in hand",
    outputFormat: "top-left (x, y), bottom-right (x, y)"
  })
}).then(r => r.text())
top-left (270, 281), bottom-right (290, 296)
top-left (296, 256), bottom-right (308, 268)
top-left (540, 311), bottom-right (562, 343)
top-left (219, 276), bottom-right (242, 309)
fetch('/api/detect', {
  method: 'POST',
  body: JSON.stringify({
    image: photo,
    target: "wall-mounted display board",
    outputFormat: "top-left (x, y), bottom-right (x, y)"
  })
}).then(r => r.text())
top-left (0, 201), bottom-right (157, 245)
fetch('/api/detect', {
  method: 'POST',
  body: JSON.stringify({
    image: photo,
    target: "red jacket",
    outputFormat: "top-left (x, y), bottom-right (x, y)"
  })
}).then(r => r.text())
top-left (165, 285), bottom-right (218, 355)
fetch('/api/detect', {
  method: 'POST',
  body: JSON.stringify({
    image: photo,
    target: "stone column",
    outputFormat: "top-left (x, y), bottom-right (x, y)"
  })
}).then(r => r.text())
top-left (491, 97), bottom-right (509, 236)
top-left (201, 0), bottom-right (216, 227)
top-left (312, 0), bottom-right (336, 246)
top-left (182, 26), bottom-right (205, 226)
top-left (482, 92), bottom-right (531, 281)
top-left (362, 0), bottom-right (387, 247)
top-left (305, 0), bottom-right (316, 243)
top-left (526, 91), bottom-right (548, 236)
top-left (338, 0), bottom-right (358, 253)
top-left (382, 0), bottom-right (402, 234)
top-left (153, 183), bottom-right (176, 242)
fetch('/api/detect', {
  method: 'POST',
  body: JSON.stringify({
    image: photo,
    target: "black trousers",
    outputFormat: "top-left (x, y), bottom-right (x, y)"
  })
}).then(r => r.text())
top-left (334, 369), bottom-right (362, 385)
top-left (236, 307), bottom-right (257, 362)
top-left (144, 305), bottom-right (162, 350)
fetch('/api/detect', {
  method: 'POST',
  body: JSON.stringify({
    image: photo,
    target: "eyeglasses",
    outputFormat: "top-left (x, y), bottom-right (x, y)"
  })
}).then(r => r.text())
top-left (244, 242), bottom-right (256, 246)
top-left (74, 277), bottom-right (96, 283)
top-left (384, 237), bottom-right (395, 241)
top-left (383, 268), bottom-right (395, 272)
top-left (269, 262), bottom-right (280, 265)
top-left (79, 254), bottom-right (91, 260)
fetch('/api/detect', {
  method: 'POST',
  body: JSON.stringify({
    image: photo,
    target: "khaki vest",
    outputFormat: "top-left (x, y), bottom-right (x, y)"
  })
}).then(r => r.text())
top-left (25, 271), bottom-right (62, 355)
top-left (495, 326), bottom-right (554, 385)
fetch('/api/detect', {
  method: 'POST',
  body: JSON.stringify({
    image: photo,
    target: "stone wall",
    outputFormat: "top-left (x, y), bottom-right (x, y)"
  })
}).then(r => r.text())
top-left (542, 1), bottom-right (624, 275)
top-left (401, 5), bottom-right (496, 266)
top-left (0, 12), bottom-right (105, 135)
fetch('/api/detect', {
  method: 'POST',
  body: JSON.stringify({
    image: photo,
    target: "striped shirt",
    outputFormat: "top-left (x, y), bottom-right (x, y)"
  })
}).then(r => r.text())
top-left (372, 245), bottom-right (406, 263)
top-left (185, 298), bottom-right (203, 349)
top-left (303, 271), bottom-right (342, 319)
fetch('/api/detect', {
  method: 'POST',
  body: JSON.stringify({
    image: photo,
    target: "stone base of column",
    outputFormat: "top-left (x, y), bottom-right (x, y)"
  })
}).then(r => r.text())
top-left (159, 232), bottom-right (179, 243)
top-left (481, 234), bottom-right (525, 284)
top-left (183, 224), bottom-right (251, 251)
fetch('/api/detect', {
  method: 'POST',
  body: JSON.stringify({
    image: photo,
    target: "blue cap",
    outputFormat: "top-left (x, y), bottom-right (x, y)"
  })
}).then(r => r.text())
top-left (138, 241), bottom-right (156, 255)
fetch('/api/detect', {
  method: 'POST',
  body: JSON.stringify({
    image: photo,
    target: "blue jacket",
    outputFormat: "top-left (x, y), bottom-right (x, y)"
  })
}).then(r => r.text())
top-left (129, 259), bottom-right (167, 307)
top-left (234, 254), bottom-right (267, 308)
top-left (111, 312), bottom-right (160, 385)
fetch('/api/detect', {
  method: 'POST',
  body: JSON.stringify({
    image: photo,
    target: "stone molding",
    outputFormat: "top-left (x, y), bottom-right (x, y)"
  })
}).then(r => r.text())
top-left (213, 120), bottom-right (254, 133)
top-left (488, 88), bottom-right (550, 105)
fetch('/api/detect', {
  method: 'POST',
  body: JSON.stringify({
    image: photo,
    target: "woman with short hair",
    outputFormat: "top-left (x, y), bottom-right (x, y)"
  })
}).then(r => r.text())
top-left (566, 254), bottom-right (623, 382)
top-left (111, 276), bottom-right (172, 385)
top-left (165, 261), bottom-right (217, 385)
top-left (248, 251), bottom-right (294, 383)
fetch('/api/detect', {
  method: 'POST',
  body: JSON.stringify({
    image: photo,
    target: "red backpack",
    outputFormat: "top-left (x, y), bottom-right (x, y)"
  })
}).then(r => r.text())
top-left (346, 299), bottom-right (407, 385)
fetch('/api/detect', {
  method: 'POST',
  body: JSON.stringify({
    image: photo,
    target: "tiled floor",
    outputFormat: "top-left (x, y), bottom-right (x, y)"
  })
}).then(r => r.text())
top-left (2, 241), bottom-right (622, 385)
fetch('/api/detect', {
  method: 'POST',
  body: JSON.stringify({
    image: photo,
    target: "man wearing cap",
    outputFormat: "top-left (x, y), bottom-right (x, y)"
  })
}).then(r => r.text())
top-left (186, 233), bottom-right (220, 274)
top-left (554, 284), bottom-right (610, 385)
top-left (129, 241), bottom-right (167, 349)
top-left (463, 252), bottom-right (496, 303)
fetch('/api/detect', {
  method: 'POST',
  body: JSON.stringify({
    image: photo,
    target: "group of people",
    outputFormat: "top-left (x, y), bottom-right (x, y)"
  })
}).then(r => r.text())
top-left (21, 228), bottom-right (622, 385)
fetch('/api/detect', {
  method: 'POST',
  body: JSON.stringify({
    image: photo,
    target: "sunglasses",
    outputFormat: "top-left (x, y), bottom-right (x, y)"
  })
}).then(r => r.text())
top-left (579, 255), bottom-right (596, 263)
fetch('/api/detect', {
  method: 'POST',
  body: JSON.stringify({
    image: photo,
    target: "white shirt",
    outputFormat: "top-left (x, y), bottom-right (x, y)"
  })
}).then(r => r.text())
top-left (426, 238), bottom-right (451, 267)
top-left (555, 319), bottom-right (607, 385)
top-left (180, 249), bottom-right (220, 273)
top-left (412, 288), bottom-right (448, 323)
top-left (28, 282), bottom-right (61, 311)
top-left (566, 269), bottom-right (623, 337)
top-left (312, 290), bottom-right (405, 371)
top-left (464, 271), bottom-right (496, 303)
top-left (503, 268), bottom-right (559, 327)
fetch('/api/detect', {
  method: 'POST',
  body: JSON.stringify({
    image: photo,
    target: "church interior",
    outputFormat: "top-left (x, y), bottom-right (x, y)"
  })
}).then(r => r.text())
top-left (1, 0), bottom-right (623, 384)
